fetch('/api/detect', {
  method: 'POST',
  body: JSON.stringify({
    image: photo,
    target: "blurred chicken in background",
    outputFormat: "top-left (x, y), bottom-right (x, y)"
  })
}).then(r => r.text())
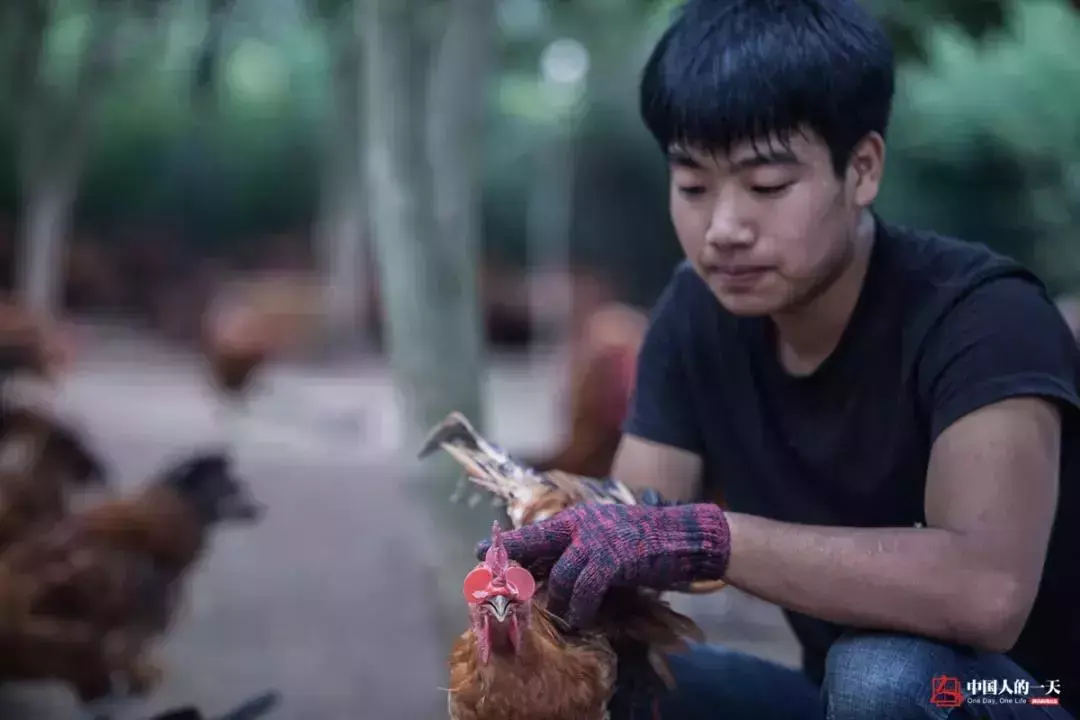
top-left (201, 272), bottom-right (320, 451)
top-left (0, 291), bottom-right (287, 718)
top-left (0, 452), bottom-right (262, 719)
top-left (527, 303), bottom-right (647, 480)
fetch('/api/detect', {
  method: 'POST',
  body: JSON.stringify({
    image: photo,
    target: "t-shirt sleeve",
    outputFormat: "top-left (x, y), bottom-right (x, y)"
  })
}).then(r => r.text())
top-left (622, 268), bottom-right (704, 454)
top-left (917, 275), bottom-right (1080, 442)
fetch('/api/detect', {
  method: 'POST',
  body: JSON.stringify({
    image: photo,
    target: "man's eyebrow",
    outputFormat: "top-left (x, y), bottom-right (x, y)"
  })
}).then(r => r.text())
top-left (666, 147), bottom-right (803, 170)
top-left (731, 150), bottom-right (802, 170)
top-left (666, 148), bottom-right (703, 168)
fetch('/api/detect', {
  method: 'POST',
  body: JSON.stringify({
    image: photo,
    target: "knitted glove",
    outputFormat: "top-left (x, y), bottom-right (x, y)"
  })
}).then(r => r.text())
top-left (475, 502), bottom-right (730, 628)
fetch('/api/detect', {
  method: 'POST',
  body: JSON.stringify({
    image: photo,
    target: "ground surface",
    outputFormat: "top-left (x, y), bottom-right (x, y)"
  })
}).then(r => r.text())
top-left (0, 331), bottom-right (799, 719)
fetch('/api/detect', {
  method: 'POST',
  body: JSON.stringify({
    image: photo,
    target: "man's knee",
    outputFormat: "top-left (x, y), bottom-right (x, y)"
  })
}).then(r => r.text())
top-left (823, 632), bottom-right (971, 720)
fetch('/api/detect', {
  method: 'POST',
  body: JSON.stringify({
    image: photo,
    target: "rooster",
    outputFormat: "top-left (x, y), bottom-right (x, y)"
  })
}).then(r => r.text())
top-left (0, 451), bottom-right (262, 718)
top-left (447, 522), bottom-right (617, 720)
top-left (201, 301), bottom-right (274, 452)
top-left (201, 278), bottom-right (316, 451)
top-left (420, 412), bottom-right (725, 720)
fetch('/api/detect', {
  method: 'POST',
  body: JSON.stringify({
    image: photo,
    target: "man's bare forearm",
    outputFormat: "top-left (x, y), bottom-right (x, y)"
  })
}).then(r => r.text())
top-left (722, 512), bottom-right (1019, 651)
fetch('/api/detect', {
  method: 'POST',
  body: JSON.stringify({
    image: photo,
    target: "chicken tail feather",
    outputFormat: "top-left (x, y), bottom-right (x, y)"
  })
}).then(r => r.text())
top-left (419, 412), bottom-right (640, 509)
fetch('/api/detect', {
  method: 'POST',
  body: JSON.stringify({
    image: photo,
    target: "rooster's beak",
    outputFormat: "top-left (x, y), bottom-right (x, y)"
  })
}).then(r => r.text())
top-left (222, 491), bottom-right (265, 522)
top-left (486, 594), bottom-right (511, 622)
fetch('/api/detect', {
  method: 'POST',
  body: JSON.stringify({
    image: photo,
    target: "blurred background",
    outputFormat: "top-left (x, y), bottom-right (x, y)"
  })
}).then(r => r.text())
top-left (1, 0), bottom-right (1079, 717)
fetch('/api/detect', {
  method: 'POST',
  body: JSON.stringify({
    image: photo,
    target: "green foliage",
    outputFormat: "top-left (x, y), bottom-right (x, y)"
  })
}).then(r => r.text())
top-left (881, 0), bottom-right (1080, 290)
top-left (1, 0), bottom-right (330, 246)
top-left (0, 0), bottom-right (1077, 297)
top-left (865, 0), bottom-right (1011, 63)
top-left (903, 0), bottom-right (1080, 161)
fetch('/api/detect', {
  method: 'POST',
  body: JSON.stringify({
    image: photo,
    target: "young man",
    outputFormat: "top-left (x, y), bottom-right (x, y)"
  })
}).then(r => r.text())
top-left (478, 0), bottom-right (1079, 717)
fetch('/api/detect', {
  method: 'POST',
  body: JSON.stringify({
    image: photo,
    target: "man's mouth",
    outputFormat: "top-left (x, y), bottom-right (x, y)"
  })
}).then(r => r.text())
top-left (486, 595), bottom-right (512, 622)
top-left (710, 264), bottom-right (771, 277)
top-left (706, 264), bottom-right (772, 289)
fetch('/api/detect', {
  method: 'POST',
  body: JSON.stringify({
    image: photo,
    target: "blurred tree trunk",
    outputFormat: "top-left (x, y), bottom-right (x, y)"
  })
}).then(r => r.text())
top-left (313, 0), bottom-right (367, 349)
top-left (361, 0), bottom-right (497, 648)
top-left (13, 0), bottom-right (124, 317)
top-left (190, 0), bottom-right (235, 120)
top-left (173, 0), bottom-right (235, 320)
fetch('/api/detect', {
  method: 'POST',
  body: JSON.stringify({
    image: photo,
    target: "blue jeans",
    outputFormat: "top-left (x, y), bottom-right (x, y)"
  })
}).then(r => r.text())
top-left (612, 632), bottom-right (1075, 719)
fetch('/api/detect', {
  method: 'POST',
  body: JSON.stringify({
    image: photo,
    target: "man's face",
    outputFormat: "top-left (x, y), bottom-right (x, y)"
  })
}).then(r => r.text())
top-left (667, 130), bottom-right (883, 316)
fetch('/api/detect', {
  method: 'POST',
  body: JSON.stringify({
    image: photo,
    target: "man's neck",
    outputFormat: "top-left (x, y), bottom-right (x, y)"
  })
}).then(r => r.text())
top-left (771, 211), bottom-right (877, 375)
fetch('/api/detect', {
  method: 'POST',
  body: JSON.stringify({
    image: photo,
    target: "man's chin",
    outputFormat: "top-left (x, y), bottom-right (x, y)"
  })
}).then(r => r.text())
top-left (711, 289), bottom-right (783, 317)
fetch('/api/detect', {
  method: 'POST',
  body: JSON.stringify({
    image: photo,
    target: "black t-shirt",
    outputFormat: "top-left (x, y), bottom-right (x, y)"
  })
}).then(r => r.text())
top-left (624, 219), bottom-right (1080, 709)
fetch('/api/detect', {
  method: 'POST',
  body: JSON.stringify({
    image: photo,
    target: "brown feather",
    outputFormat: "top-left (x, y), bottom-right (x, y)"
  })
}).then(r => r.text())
top-left (448, 597), bottom-right (616, 720)
top-left (0, 472), bottom-right (215, 700)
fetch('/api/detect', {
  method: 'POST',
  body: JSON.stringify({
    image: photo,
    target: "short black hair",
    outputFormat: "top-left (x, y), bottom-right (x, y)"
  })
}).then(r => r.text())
top-left (639, 0), bottom-right (895, 175)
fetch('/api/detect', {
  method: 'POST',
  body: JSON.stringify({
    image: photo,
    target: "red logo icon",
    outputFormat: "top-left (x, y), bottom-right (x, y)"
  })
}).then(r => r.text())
top-left (931, 675), bottom-right (965, 708)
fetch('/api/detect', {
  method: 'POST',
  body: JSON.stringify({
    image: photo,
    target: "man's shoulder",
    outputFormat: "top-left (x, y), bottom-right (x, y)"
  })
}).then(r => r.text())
top-left (879, 220), bottom-right (1054, 336)
top-left (884, 223), bottom-right (1080, 426)
top-left (881, 220), bottom-right (1037, 292)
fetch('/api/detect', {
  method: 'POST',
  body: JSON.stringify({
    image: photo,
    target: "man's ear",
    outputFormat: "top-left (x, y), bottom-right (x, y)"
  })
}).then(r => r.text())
top-left (847, 132), bottom-right (886, 207)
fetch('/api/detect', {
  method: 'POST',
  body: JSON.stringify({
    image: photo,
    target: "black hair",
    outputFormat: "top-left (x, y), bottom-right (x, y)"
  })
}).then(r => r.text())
top-left (639, 0), bottom-right (895, 175)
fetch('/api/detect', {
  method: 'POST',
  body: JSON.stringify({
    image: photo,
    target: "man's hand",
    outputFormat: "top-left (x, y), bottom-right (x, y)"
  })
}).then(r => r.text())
top-left (475, 502), bottom-right (730, 628)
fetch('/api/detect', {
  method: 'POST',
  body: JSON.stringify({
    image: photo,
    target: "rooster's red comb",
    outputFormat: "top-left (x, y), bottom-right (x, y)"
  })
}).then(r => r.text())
top-left (463, 521), bottom-right (537, 604)
top-left (484, 520), bottom-right (510, 576)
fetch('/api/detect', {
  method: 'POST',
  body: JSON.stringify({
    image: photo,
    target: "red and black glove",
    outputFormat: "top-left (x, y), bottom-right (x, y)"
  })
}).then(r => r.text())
top-left (476, 502), bottom-right (731, 629)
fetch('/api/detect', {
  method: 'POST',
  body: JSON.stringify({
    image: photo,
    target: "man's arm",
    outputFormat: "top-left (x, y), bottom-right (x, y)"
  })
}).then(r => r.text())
top-left (613, 434), bottom-right (702, 502)
top-left (723, 396), bottom-right (1059, 652)
top-left (721, 276), bottom-right (1078, 652)
top-left (615, 264), bottom-right (708, 501)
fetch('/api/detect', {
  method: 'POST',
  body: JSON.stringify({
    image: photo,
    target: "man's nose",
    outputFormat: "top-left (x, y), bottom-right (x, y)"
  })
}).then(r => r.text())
top-left (704, 196), bottom-right (755, 249)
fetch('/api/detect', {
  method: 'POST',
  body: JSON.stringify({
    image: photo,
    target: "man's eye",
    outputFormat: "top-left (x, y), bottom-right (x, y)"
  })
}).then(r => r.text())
top-left (677, 185), bottom-right (706, 198)
top-left (751, 182), bottom-right (794, 196)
